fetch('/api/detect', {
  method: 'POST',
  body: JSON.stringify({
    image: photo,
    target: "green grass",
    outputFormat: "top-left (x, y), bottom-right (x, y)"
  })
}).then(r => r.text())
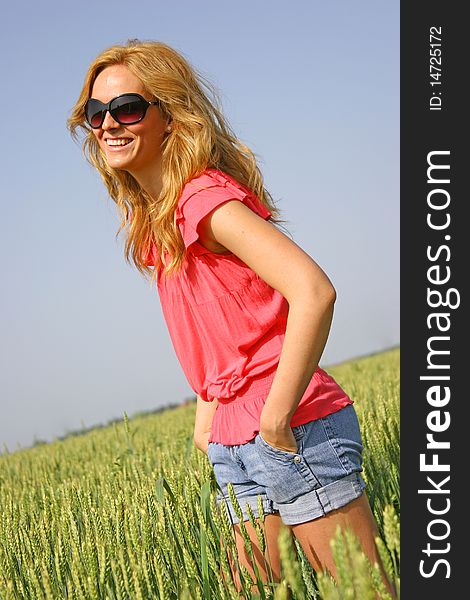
top-left (0, 347), bottom-right (399, 599)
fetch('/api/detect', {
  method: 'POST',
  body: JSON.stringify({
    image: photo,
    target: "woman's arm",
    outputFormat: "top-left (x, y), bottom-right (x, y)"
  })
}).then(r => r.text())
top-left (198, 200), bottom-right (336, 452)
top-left (193, 394), bottom-right (218, 454)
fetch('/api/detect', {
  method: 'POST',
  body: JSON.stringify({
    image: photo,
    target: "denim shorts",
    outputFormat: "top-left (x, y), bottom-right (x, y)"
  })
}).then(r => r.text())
top-left (207, 404), bottom-right (366, 526)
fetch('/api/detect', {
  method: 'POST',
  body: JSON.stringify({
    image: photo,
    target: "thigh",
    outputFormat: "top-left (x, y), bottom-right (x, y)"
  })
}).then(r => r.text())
top-left (291, 494), bottom-right (397, 597)
top-left (290, 493), bottom-right (378, 575)
top-left (223, 513), bottom-right (285, 594)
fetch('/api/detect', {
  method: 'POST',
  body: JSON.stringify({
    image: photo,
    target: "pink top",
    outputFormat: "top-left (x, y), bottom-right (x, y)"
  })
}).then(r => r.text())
top-left (145, 168), bottom-right (353, 445)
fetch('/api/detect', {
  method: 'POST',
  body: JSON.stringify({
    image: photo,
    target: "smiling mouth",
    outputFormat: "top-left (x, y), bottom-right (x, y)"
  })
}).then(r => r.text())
top-left (106, 138), bottom-right (133, 147)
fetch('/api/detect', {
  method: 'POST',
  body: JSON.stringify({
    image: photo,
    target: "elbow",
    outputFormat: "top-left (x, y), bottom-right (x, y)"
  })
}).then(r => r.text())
top-left (306, 277), bottom-right (337, 308)
top-left (282, 265), bottom-right (337, 309)
top-left (288, 282), bottom-right (336, 312)
top-left (318, 284), bottom-right (336, 313)
top-left (287, 286), bottom-right (336, 309)
top-left (313, 269), bottom-right (337, 305)
top-left (327, 282), bottom-right (337, 305)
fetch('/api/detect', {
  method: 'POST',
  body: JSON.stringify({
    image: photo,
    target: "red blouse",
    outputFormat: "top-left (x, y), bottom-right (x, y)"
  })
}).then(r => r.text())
top-left (145, 168), bottom-right (353, 445)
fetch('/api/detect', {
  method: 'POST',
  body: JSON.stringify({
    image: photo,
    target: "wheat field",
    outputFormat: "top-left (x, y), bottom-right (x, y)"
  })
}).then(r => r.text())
top-left (0, 347), bottom-right (399, 599)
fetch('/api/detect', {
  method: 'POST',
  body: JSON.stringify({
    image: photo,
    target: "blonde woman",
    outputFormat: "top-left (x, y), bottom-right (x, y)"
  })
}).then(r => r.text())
top-left (68, 39), bottom-right (394, 596)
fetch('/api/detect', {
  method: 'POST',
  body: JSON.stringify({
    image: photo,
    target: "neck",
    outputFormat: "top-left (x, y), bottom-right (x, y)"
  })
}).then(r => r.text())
top-left (129, 164), bottom-right (163, 201)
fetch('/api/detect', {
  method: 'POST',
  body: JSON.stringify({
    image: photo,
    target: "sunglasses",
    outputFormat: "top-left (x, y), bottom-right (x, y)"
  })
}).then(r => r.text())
top-left (85, 93), bottom-right (160, 129)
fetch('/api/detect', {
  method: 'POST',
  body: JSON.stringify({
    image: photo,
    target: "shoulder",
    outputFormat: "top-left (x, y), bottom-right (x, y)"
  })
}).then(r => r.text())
top-left (175, 168), bottom-right (272, 251)
top-left (176, 168), bottom-right (270, 220)
top-left (177, 168), bottom-right (250, 211)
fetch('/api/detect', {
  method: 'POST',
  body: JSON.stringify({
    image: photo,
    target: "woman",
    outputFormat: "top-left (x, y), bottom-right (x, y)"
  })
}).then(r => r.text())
top-left (67, 39), bottom-right (394, 596)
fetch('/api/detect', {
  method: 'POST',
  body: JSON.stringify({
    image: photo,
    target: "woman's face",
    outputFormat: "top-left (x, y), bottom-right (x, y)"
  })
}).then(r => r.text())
top-left (89, 64), bottom-right (169, 178)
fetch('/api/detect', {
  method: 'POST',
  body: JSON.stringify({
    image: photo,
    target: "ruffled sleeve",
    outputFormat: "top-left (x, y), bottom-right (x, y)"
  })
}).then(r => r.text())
top-left (176, 169), bottom-right (272, 250)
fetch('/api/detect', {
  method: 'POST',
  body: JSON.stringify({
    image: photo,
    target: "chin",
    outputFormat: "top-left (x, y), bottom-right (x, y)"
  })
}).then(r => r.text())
top-left (105, 156), bottom-right (134, 171)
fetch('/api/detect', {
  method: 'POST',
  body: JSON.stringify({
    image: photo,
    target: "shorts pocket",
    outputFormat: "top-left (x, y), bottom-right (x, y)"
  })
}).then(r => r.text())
top-left (299, 405), bottom-right (364, 488)
top-left (257, 424), bottom-right (306, 454)
top-left (255, 425), bottom-right (321, 503)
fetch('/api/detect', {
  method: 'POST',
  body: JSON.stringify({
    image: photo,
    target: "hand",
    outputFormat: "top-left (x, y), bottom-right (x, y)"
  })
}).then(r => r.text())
top-left (259, 424), bottom-right (298, 453)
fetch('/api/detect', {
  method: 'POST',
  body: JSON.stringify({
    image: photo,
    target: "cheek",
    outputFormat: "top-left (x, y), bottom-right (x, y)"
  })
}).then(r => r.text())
top-left (138, 130), bottom-right (165, 156)
top-left (91, 131), bottom-right (103, 147)
top-left (134, 117), bottom-right (166, 148)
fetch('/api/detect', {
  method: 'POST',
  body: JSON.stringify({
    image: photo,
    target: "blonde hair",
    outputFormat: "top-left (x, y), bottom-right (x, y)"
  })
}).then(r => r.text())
top-left (67, 39), bottom-right (288, 282)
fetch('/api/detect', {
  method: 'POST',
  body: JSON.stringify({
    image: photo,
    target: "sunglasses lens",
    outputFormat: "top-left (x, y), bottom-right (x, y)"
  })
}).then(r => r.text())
top-left (111, 96), bottom-right (146, 124)
top-left (85, 99), bottom-right (106, 128)
top-left (89, 111), bottom-right (105, 128)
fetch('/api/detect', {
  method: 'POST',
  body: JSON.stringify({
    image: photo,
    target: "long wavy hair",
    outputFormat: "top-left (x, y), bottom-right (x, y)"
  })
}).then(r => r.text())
top-left (67, 39), bottom-right (288, 282)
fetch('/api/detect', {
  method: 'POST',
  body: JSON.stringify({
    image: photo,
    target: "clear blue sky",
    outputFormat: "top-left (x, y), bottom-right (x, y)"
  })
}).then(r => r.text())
top-left (0, 1), bottom-right (399, 453)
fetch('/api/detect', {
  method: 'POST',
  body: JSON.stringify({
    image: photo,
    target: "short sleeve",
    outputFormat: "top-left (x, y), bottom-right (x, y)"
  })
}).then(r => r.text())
top-left (176, 171), bottom-right (272, 250)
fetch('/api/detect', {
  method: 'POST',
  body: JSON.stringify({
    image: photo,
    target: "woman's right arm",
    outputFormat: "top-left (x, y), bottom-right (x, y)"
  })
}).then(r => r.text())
top-left (193, 395), bottom-right (218, 454)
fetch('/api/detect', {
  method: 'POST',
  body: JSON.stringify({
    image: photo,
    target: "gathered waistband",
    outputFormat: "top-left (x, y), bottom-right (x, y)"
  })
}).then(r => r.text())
top-left (216, 365), bottom-right (278, 405)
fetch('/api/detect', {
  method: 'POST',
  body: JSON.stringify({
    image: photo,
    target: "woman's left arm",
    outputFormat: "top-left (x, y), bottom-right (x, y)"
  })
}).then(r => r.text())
top-left (198, 200), bottom-right (337, 452)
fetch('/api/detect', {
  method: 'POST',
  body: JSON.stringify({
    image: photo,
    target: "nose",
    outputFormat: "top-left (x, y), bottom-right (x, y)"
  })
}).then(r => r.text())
top-left (101, 110), bottom-right (120, 130)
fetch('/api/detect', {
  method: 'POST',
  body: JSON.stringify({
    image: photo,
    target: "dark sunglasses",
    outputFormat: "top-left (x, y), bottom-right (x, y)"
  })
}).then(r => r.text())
top-left (85, 93), bottom-right (160, 129)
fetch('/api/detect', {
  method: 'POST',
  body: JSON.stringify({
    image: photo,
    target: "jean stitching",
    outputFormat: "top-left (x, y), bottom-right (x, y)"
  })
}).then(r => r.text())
top-left (296, 459), bottom-right (322, 489)
top-left (320, 414), bottom-right (351, 476)
top-left (294, 424), bottom-right (306, 439)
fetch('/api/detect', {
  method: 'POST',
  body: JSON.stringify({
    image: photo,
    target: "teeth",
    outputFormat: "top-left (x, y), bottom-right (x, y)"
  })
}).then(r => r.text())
top-left (106, 138), bottom-right (132, 146)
